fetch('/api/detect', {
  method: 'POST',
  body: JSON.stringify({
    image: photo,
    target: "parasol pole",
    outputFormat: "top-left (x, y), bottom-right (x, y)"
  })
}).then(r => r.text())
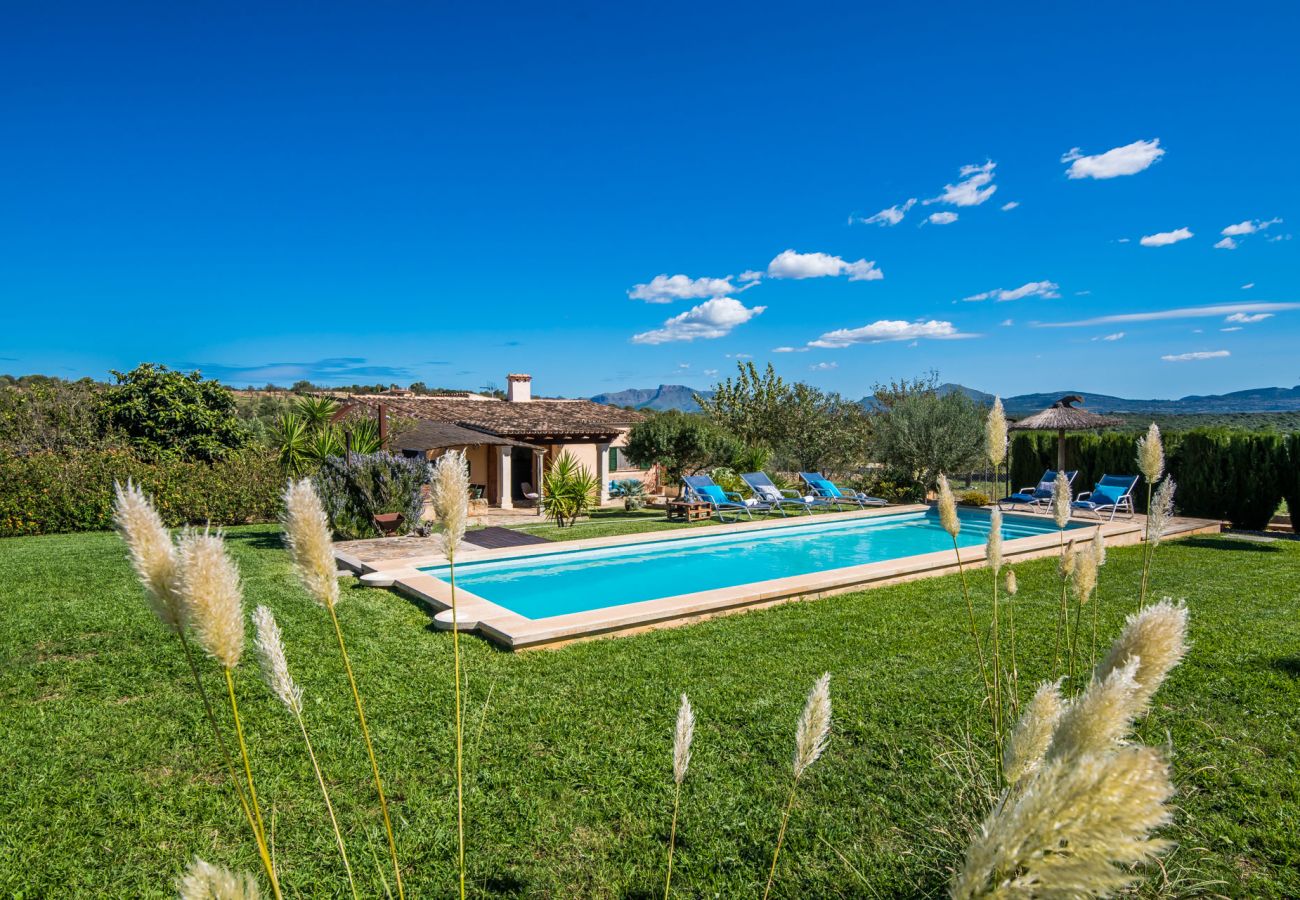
top-left (1057, 428), bottom-right (1066, 474)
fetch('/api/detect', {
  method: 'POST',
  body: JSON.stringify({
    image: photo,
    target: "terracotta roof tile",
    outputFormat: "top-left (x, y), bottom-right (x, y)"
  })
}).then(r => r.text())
top-left (342, 396), bottom-right (643, 438)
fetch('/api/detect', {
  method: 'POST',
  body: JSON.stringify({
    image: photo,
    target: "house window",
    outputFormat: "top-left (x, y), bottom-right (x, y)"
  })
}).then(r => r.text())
top-left (610, 448), bottom-right (645, 471)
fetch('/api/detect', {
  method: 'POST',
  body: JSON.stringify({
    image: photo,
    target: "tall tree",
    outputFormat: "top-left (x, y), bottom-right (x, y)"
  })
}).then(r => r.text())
top-left (100, 363), bottom-right (250, 461)
top-left (872, 389), bottom-right (986, 489)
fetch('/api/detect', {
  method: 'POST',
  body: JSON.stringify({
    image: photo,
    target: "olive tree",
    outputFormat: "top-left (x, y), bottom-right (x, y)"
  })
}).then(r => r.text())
top-left (872, 389), bottom-right (986, 489)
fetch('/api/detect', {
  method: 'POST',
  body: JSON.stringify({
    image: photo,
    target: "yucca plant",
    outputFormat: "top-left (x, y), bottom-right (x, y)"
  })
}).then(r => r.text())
top-left (304, 425), bottom-right (345, 467)
top-left (272, 413), bottom-right (311, 476)
top-left (295, 394), bottom-right (339, 429)
top-left (345, 417), bottom-right (384, 454)
top-left (540, 451), bottom-right (599, 527)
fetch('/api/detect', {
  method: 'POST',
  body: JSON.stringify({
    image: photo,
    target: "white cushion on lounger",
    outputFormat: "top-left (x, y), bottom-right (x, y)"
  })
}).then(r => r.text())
top-left (757, 486), bottom-right (782, 502)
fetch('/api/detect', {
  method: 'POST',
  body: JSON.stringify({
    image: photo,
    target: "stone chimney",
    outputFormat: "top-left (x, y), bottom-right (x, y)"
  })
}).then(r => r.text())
top-left (506, 373), bottom-right (532, 403)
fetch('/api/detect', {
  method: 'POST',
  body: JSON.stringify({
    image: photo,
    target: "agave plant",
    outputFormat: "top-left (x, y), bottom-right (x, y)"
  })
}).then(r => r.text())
top-left (541, 452), bottom-right (599, 527)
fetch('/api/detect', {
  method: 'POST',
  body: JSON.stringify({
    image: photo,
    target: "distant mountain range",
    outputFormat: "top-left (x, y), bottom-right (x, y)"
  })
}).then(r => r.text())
top-left (592, 382), bottom-right (1300, 415)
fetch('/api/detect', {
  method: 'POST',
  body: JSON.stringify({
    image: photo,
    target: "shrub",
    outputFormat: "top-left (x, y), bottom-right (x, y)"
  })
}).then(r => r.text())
top-left (0, 448), bottom-right (282, 537)
top-left (1284, 434), bottom-right (1300, 533)
top-left (958, 489), bottom-right (991, 507)
top-left (849, 468), bottom-right (926, 504)
top-left (540, 452), bottom-right (599, 527)
top-left (610, 478), bottom-right (647, 511)
top-left (99, 363), bottom-right (250, 461)
top-left (1010, 428), bottom-right (1292, 529)
top-left (312, 453), bottom-right (430, 540)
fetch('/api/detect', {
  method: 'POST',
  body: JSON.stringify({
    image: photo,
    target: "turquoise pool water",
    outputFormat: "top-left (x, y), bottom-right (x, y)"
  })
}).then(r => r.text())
top-left (421, 509), bottom-right (1080, 620)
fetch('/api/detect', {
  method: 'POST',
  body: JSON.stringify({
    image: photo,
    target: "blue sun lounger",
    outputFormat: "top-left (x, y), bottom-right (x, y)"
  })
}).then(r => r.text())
top-left (739, 472), bottom-right (822, 515)
top-left (1071, 474), bottom-right (1139, 521)
top-left (798, 472), bottom-right (887, 509)
top-left (999, 470), bottom-right (1077, 513)
top-left (682, 474), bottom-right (758, 521)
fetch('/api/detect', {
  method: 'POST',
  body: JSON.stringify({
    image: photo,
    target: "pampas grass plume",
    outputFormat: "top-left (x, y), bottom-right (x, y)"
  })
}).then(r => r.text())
top-left (1004, 568), bottom-right (1017, 596)
top-left (986, 398), bottom-right (1007, 468)
top-left (1052, 474), bottom-right (1072, 529)
top-left (673, 693), bottom-right (694, 785)
top-left (1002, 680), bottom-right (1062, 787)
top-left (1137, 423), bottom-right (1165, 483)
top-left (113, 480), bottom-right (182, 633)
top-left (178, 857), bottom-right (261, 900)
top-left (952, 745), bottom-right (1174, 898)
top-left (1092, 525), bottom-right (1107, 567)
top-left (252, 606), bottom-right (302, 715)
top-left (986, 508), bottom-right (1003, 573)
top-left (1059, 539), bottom-right (1077, 578)
top-left (177, 530), bottom-right (245, 669)
top-left (1148, 477), bottom-right (1176, 548)
top-left (1071, 544), bottom-right (1097, 605)
top-left (1047, 658), bottom-right (1142, 761)
top-left (937, 475), bottom-right (960, 538)
top-left (1095, 599), bottom-right (1189, 712)
top-left (794, 673), bottom-right (832, 778)
top-left (431, 450), bottom-right (470, 558)
top-left (281, 479), bottom-right (340, 611)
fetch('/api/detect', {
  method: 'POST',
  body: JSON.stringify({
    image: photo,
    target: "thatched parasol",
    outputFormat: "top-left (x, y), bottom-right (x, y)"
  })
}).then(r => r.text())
top-left (1009, 395), bottom-right (1124, 473)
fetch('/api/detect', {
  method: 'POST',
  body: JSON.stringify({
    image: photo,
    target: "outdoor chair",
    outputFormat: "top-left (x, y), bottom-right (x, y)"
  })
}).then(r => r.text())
top-left (739, 472), bottom-right (821, 515)
top-left (1072, 474), bottom-right (1140, 521)
top-left (999, 469), bottom-right (1078, 513)
top-left (681, 474), bottom-right (757, 521)
top-left (798, 472), bottom-right (887, 509)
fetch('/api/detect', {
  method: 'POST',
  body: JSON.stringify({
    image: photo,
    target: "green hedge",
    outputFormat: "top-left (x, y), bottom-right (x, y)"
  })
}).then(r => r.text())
top-left (1285, 434), bottom-right (1300, 525)
top-left (0, 449), bottom-right (284, 537)
top-left (1010, 429), bottom-right (1296, 530)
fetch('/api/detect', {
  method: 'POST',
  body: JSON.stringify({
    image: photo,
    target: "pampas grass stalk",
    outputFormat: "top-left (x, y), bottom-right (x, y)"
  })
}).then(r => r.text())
top-left (1067, 542), bottom-right (1098, 681)
top-left (1050, 471), bottom-right (1072, 675)
top-left (282, 478), bottom-right (403, 899)
top-left (985, 509), bottom-right (1005, 778)
top-left (664, 693), bottom-right (694, 899)
top-left (764, 673), bottom-right (831, 900)
top-left (1004, 568), bottom-right (1019, 718)
top-left (1139, 476), bottom-right (1176, 610)
top-left (177, 529), bottom-right (281, 900)
top-left (1136, 423), bottom-right (1164, 609)
top-left (112, 482), bottom-right (258, 852)
top-left (938, 475), bottom-right (992, 702)
top-left (253, 606), bottom-right (356, 898)
top-left (430, 450), bottom-right (471, 900)
top-left (178, 857), bottom-right (261, 900)
top-left (953, 601), bottom-right (1189, 898)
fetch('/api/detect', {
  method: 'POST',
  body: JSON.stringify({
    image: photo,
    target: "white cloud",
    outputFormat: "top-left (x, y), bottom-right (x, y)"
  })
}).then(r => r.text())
top-left (766, 249), bottom-right (883, 281)
top-left (809, 361), bottom-right (839, 371)
top-left (1222, 217), bottom-right (1282, 236)
top-left (1000, 318), bottom-right (1015, 326)
top-left (925, 160), bottom-right (998, 207)
top-left (1093, 332), bottom-right (1126, 341)
top-left (1036, 301), bottom-right (1300, 327)
top-left (1001, 201), bottom-right (1020, 211)
top-left (1214, 237), bottom-right (1238, 250)
top-left (1116, 238), bottom-right (1131, 243)
top-left (1225, 312), bottom-right (1273, 323)
top-left (1161, 350), bottom-right (1230, 362)
top-left (964, 280), bottom-right (1061, 302)
top-left (808, 319), bottom-right (974, 348)
top-left (628, 273), bottom-right (738, 303)
top-left (856, 198), bottom-right (917, 226)
top-left (724, 352), bottom-right (753, 359)
top-left (703, 368), bottom-right (719, 376)
top-left (1075, 290), bottom-right (1092, 296)
top-left (1221, 327), bottom-right (1243, 332)
top-left (631, 297), bottom-right (766, 345)
top-left (678, 362), bottom-right (690, 369)
top-left (1062, 139), bottom-right (1165, 179)
top-left (928, 211), bottom-right (959, 225)
top-left (1266, 233), bottom-right (1292, 242)
top-left (771, 346), bottom-right (797, 353)
top-left (738, 270), bottom-right (763, 283)
top-left (1241, 283), bottom-right (1255, 290)
top-left (1139, 227), bottom-right (1193, 247)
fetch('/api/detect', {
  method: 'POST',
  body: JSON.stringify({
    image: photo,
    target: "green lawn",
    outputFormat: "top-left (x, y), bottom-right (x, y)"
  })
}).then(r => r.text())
top-left (2, 525), bottom-right (1298, 897)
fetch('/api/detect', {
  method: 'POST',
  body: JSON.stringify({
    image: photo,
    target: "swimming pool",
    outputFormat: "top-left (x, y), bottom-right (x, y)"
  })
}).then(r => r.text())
top-left (420, 508), bottom-right (1084, 621)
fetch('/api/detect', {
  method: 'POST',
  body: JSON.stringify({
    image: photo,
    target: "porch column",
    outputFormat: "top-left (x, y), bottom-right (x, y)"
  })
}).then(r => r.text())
top-left (498, 445), bottom-right (513, 508)
top-left (533, 449), bottom-right (547, 516)
top-left (597, 441), bottom-right (611, 503)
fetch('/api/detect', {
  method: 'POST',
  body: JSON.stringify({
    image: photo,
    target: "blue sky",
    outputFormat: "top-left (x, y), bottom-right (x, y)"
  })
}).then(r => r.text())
top-left (3, 2), bottom-right (1298, 399)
